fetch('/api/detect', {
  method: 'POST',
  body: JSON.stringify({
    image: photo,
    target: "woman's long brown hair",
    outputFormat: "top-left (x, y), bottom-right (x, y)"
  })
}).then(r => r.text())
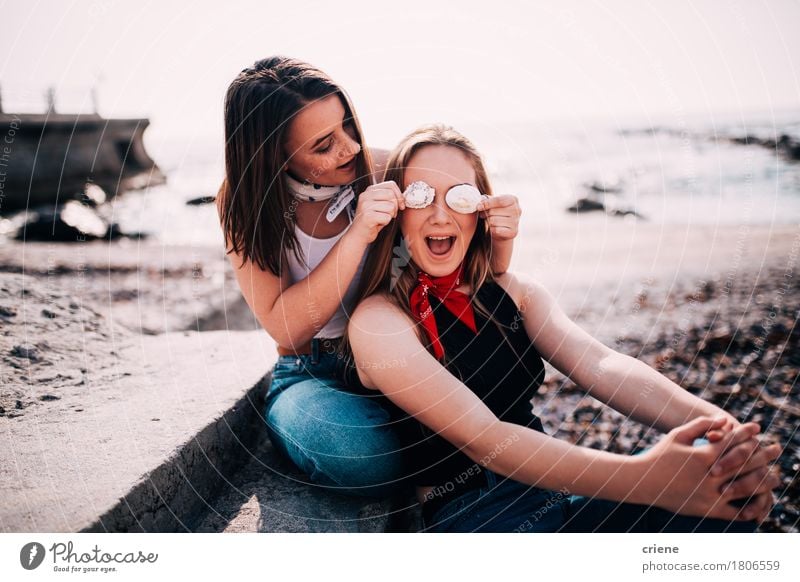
top-left (338, 123), bottom-right (507, 375)
top-left (218, 56), bottom-right (374, 275)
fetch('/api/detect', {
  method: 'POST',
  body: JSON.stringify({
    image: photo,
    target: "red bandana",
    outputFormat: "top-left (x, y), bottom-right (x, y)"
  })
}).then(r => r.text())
top-left (409, 263), bottom-right (477, 360)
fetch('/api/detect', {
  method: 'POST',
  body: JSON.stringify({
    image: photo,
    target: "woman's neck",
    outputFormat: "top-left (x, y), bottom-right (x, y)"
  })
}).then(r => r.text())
top-left (294, 198), bottom-right (351, 239)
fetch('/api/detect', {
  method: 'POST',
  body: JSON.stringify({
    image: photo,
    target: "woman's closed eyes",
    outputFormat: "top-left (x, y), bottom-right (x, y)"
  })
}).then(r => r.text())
top-left (402, 180), bottom-right (488, 214)
top-left (315, 120), bottom-right (357, 155)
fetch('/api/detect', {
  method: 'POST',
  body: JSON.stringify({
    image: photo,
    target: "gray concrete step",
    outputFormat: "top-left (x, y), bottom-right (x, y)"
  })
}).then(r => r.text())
top-left (193, 434), bottom-right (422, 533)
top-left (2, 329), bottom-right (273, 532)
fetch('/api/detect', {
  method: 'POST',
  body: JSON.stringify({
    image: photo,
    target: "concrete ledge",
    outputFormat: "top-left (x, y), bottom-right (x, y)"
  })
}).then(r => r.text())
top-left (193, 430), bottom-right (423, 533)
top-left (1, 329), bottom-right (276, 532)
top-left (82, 373), bottom-right (270, 532)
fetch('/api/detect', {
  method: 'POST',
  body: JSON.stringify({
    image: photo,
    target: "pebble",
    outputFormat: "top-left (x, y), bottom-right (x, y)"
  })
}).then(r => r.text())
top-left (0, 306), bottom-right (17, 317)
top-left (10, 344), bottom-right (41, 361)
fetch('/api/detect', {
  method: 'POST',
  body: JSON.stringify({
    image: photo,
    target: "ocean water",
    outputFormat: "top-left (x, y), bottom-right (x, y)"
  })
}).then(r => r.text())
top-left (112, 110), bottom-right (800, 247)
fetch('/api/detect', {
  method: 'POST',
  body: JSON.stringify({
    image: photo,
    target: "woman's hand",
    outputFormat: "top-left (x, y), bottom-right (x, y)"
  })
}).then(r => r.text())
top-left (477, 195), bottom-right (521, 241)
top-left (703, 415), bottom-right (783, 524)
top-left (637, 416), bottom-right (775, 521)
top-left (347, 181), bottom-right (404, 245)
top-left (704, 411), bottom-right (739, 442)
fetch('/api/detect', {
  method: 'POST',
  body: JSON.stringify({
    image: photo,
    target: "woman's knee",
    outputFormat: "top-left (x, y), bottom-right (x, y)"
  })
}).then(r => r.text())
top-left (264, 378), bottom-right (411, 495)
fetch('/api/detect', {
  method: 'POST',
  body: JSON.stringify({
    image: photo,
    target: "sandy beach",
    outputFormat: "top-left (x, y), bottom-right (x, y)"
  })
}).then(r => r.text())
top-left (1, 220), bottom-right (798, 532)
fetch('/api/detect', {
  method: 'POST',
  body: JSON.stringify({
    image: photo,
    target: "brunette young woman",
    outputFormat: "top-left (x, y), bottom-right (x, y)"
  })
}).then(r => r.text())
top-left (216, 57), bottom-right (521, 497)
top-left (344, 123), bottom-right (782, 531)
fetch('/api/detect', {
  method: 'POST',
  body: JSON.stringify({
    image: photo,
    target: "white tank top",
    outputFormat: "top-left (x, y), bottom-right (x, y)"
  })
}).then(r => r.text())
top-left (284, 214), bottom-right (368, 339)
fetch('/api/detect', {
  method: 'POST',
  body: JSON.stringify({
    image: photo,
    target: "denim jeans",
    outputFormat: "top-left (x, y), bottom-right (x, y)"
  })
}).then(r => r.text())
top-left (263, 349), bottom-right (412, 498)
top-left (422, 437), bottom-right (760, 533)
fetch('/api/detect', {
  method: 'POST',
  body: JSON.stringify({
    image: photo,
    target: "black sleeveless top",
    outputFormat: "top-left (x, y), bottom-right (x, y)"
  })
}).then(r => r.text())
top-left (342, 279), bottom-right (548, 487)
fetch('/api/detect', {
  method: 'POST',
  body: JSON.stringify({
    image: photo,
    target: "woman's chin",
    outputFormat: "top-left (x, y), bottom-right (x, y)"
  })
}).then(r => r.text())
top-left (416, 243), bottom-right (466, 276)
top-left (336, 165), bottom-right (357, 184)
top-left (306, 167), bottom-right (355, 187)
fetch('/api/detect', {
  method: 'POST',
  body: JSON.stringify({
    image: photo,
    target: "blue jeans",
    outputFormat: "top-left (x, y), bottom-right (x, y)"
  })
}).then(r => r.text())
top-left (422, 437), bottom-right (761, 532)
top-left (263, 350), bottom-right (411, 498)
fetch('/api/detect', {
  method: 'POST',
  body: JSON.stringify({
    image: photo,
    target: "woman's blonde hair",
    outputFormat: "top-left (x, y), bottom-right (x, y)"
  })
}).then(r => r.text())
top-left (338, 123), bottom-right (507, 374)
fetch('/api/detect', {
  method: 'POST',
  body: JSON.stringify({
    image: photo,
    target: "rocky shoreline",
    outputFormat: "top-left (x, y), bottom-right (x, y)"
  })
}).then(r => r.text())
top-left (538, 265), bottom-right (799, 533)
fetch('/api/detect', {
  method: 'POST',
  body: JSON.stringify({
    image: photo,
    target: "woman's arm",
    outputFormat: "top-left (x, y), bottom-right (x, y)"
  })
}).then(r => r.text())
top-left (479, 195), bottom-right (520, 275)
top-left (502, 272), bottom-right (733, 434)
top-left (223, 231), bottom-right (368, 348)
top-left (348, 295), bottom-right (772, 520)
top-left (217, 177), bottom-right (403, 348)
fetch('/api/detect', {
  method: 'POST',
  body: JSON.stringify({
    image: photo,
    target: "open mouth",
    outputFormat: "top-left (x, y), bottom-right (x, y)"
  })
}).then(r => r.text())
top-left (425, 235), bottom-right (456, 258)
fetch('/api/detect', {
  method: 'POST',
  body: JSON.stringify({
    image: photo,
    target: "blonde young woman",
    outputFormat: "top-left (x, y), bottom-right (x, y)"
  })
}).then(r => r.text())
top-left (216, 57), bottom-right (521, 497)
top-left (343, 124), bottom-right (782, 531)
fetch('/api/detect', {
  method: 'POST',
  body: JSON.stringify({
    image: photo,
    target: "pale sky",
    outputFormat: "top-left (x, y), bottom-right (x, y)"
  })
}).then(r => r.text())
top-left (1, 0), bottom-right (798, 147)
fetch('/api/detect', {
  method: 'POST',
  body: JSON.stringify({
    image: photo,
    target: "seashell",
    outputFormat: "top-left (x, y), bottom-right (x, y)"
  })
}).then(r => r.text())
top-left (403, 181), bottom-right (435, 208)
top-left (446, 184), bottom-right (487, 214)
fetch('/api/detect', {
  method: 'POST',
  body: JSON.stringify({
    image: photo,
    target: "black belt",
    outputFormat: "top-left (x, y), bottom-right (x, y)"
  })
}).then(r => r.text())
top-left (277, 337), bottom-right (343, 363)
top-left (420, 465), bottom-right (489, 526)
top-left (310, 337), bottom-right (342, 364)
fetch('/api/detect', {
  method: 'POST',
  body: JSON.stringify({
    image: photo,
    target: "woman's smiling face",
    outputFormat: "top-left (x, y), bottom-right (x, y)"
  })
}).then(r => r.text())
top-left (283, 94), bottom-right (362, 186)
top-left (399, 145), bottom-right (479, 277)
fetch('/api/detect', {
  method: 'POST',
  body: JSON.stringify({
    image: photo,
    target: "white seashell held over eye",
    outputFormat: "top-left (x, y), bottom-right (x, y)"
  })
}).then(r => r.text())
top-left (446, 184), bottom-right (488, 214)
top-left (403, 181), bottom-right (435, 209)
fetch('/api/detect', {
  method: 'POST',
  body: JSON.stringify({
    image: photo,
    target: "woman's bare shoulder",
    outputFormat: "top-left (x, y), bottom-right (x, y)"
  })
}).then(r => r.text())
top-left (350, 294), bottom-right (416, 333)
top-left (492, 271), bottom-right (544, 310)
top-left (348, 294), bottom-right (423, 389)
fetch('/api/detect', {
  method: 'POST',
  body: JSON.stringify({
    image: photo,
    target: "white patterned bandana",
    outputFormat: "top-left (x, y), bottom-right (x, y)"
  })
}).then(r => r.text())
top-left (284, 173), bottom-right (356, 223)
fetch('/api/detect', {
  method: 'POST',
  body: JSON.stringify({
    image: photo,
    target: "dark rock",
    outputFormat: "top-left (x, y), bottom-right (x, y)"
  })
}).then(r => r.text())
top-left (39, 394), bottom-right (60, 401)
top-left (609, 208), bottom-right (644, 218)
top-left (698, 331), bottom-right (735, 354)
top-left (14, 201), bottom-right (108, 242)
top-left (11, 344), bottom-right (41, 362)
top-left (186, 195), bottom-right (217, 206)
top-left (41, 309), bottom-right (57, 319)
top-left (726, 132), bottom-right (800, 162)
top-left (777, 134), bottom-right (800, 161)
top-left (588, 178), bottom-right (623, 194)
top-left (0, 306), bottom-right (17, 317)
top-left (567, 198), bottom-right (605, 213)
